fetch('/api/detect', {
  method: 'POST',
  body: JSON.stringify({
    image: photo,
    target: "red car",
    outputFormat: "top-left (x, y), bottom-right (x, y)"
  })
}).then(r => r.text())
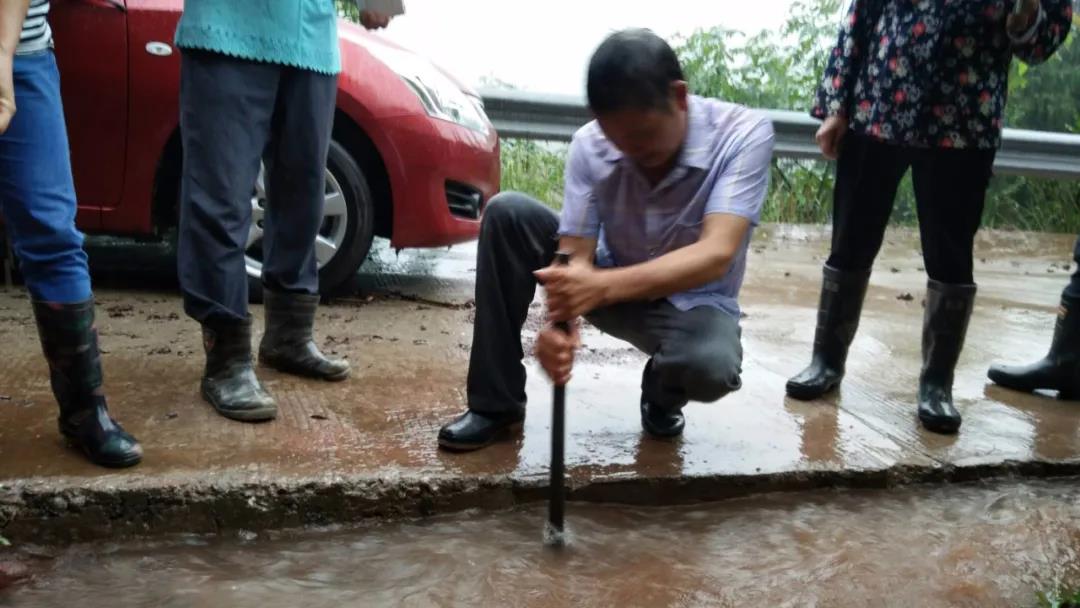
top-left (48, 0), bottom-right (499, 294)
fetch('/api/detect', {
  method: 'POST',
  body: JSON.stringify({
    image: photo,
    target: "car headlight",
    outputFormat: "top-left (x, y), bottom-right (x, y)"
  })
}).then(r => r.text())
top-left (366, 44), bottom-right (489, 134)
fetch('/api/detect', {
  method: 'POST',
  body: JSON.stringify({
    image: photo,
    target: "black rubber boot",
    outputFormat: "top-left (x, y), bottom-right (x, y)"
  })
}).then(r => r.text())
top-left (202, 316), bottom-right (276, 422)
top-left (640, 359), bottom-right (685, 438)
top-left (32, 299), bottom-right (143, 468)
top-left (437, 410), bottom-right (525, 452)
top-left (786, 265), bottom-right (871, 400)
top-left (988, 292), bottom-right (1080, 400)
top-left (258, 290), bottom-right (349, 381)
top-left (918, 280), bottom-right (976, 434)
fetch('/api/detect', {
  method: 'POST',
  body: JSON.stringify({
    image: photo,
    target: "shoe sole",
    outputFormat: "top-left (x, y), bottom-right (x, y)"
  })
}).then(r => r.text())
top-left (438, 421), bottom-right (524, 452)
top-left (202, 386), bottom-right (278, 422)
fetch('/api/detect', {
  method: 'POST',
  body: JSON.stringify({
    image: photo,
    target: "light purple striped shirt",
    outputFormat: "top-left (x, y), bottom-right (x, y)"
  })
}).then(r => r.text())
top-left (559, 95), bottom-right (775, 318)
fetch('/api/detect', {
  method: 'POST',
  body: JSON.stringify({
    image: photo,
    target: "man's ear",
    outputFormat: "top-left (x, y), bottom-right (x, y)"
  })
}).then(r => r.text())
top-left (671, 80), bottom-right (690, 112)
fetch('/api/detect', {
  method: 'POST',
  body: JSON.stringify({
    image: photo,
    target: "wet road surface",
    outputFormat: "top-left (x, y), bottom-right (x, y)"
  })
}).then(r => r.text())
top-left (0, 227), bottom-right (1077, 538)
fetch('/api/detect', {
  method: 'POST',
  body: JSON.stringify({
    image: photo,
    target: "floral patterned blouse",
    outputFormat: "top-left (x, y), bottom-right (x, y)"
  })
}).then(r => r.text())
top-left (812, 0), bottom-right (1074, 149)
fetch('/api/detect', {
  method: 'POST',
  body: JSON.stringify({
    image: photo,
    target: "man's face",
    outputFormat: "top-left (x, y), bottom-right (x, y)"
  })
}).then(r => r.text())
top-left (595, 82), bottom-right (689, 172)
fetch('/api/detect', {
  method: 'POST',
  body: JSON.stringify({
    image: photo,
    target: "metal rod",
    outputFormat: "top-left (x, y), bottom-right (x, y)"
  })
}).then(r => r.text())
top-left (548, 251), bottom-right (571, 538)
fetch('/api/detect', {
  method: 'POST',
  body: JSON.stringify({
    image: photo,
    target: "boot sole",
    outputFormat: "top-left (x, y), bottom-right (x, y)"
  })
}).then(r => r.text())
top-left (60, 434), bottom-right (143, 468)
top-left (918, 413), bottom-right (961, 435)
top-left (202, 386), bottom-right (278, 422)
top-left (641, 423), bottom-right (684, 439)
top-left (987, 373), bottom-right (1080, 401)
top-left (89, 451), bottom-right (143, 469)
top-left (259, 356), bottom-right (350, 382)
top-left (785, 379), bottom-right (841, 401)
top-left (438, 421), bottom-right (524, 452)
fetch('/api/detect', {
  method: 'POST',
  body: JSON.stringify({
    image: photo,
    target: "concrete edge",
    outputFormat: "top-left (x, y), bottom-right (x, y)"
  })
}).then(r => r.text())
top-left (3, 458), bottom-right (1080, 544)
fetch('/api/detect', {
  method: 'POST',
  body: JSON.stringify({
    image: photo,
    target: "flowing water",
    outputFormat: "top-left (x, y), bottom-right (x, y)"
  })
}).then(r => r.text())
top-left (4, 478), bottom-right (1080, 607)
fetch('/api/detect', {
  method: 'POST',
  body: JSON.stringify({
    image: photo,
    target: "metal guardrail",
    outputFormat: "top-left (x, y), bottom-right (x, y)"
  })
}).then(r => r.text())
top-left (480, 89), bottom-right (1080, 180)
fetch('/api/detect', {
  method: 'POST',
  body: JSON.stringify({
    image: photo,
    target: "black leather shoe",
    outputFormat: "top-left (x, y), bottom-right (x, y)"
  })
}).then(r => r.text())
top-left (438, 410), bottom-right (524, 452)
top-left (32, 299), bottom-right (143, 468)
top-left (259, 290), bottom-right (349, 381)
top-left (202, 317), bottom-right (277, 422)
top-left (640, 399), bottom-right (685, 438)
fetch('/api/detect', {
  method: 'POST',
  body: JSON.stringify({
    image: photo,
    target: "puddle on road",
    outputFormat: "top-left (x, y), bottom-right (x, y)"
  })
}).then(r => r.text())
top-left (4, 478), bottom-right (1080, 607)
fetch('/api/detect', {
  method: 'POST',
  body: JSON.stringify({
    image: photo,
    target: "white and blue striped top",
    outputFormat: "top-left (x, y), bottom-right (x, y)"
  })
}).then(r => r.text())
top-left (17, 0), bottom-right (52, 55)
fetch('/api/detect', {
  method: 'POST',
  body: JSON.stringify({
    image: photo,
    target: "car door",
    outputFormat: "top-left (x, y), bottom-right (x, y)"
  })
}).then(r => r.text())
top-left (50, 0), bottom-right (129, 231)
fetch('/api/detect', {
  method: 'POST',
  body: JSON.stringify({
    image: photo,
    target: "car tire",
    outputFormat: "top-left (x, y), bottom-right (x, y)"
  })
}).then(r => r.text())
top-left (246, 140), bottom-right (376, 303)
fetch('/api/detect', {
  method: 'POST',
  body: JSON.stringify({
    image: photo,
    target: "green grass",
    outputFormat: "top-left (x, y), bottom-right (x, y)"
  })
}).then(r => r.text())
top-left (1038, 588), bottom-right (1080, 607)
top-left (500, 140), bottom-right (567, 210)
top-left (499, 137), bottom-right (1080, 233)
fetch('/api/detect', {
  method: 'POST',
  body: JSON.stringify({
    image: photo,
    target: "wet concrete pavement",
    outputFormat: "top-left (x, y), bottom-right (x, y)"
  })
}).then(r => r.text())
top-left (0, 227), bottom-right (1077, 541)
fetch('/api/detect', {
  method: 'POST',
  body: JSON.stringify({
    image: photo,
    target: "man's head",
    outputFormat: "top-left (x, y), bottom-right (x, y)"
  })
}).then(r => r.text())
top-left (586, 29), bottom-right (689, 172)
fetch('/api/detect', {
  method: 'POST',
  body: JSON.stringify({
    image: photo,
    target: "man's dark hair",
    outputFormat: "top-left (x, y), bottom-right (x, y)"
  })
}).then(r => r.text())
top-left (586, 29), bottom-right (685, 115)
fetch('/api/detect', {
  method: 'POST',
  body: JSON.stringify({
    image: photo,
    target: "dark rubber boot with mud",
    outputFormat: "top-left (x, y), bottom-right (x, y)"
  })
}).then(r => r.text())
top-left (32, 299), bottom-right (143, 468)
top-left (202, 316), bottom-right (276, 422)
top-left (258, 290), bottom-right (349, 381)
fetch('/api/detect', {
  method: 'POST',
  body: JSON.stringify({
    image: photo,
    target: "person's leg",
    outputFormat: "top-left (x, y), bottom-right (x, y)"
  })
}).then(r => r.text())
top-left (588, 301), bottom-right (743, 438)
top-left (0, 51), bottom-right (140, 467)
top-left (910, 147), bottom-right (995, 433)
top-left (1067, 236), bottom-right (1080, 299)
top-left (824, 133), bottom-right (910, 274)
top-left (988, 234), bottom-right (1080, 399)
top-left (256, 66), bottom-right (348, 381)
top-left (438, 192), bottom-right (559, 451)
top-left (787, 133), bottom-right (909, 400)
top-left (178, 50), bottom-right (279, 421)
top-left (178, 49), bottom-right (277, 324)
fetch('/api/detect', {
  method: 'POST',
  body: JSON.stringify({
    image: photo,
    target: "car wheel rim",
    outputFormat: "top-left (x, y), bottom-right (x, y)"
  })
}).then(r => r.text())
top-left (245, 165), bottom-right (349, 280)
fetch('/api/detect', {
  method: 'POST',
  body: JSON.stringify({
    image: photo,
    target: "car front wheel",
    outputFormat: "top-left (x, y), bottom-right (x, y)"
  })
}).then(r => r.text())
top-left (244, 140), bottom-right (376, 301)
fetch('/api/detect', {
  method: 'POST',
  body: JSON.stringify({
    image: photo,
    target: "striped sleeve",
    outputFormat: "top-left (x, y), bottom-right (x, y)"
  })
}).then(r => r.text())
top-left (17, 0), bottom-right (52, 55)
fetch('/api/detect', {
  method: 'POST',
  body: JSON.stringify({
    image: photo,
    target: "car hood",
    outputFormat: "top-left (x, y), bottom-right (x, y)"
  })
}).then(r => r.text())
top-left (338, 19), bottom-right (479, 98)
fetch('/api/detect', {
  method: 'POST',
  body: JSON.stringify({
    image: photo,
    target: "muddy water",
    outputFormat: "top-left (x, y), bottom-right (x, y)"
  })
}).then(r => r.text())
top-left (5, 479), bottom-right (1080, 608)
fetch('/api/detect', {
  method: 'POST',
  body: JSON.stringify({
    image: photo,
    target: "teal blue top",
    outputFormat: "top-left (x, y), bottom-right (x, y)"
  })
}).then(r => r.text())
top-left (175, 0), bottom-right (340, 75)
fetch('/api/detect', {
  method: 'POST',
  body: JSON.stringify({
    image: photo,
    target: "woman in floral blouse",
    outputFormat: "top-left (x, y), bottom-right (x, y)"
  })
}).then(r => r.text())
top-left (787, 0), bottom-right (1073, 434)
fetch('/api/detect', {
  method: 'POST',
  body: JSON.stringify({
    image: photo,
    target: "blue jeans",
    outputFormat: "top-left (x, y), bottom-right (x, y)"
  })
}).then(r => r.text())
top-left (0, 50), bottom-right (90, 303)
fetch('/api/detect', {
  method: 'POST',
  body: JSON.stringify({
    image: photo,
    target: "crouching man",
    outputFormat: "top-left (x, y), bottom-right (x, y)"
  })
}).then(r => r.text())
top-left (439, 29), bottom-right (775, 451)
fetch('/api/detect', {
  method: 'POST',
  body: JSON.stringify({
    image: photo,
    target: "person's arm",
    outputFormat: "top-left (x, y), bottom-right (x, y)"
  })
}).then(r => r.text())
top-left (536, 118), bottom-right (776, 321)
top-left (810, 0), bottom-right (883, 158)
top-left (597, 213), bottom-right (751, 303)
top-left (0, 0), bottom-right (31, 134)
top-left (1008, 0), bottom-right (1073, 66)
top-left (811, 0), bottom-right (883, 121)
